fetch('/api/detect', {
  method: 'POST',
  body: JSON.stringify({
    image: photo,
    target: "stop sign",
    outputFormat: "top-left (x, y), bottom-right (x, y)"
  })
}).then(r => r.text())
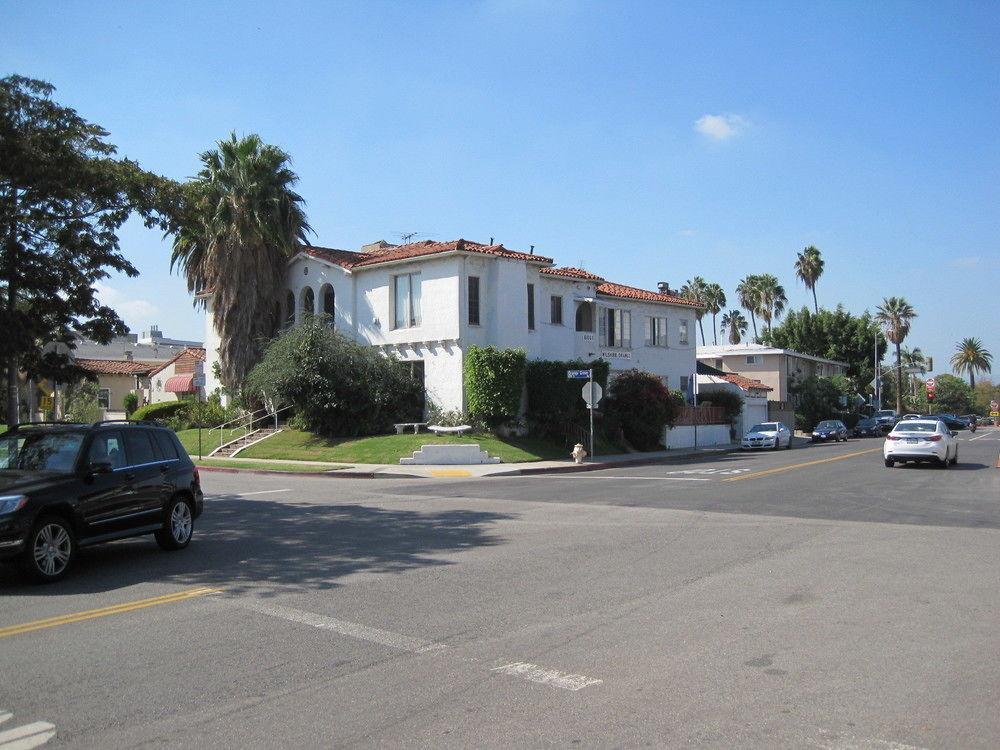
top-left (992, 400), bottom-right (999, 410)
top-left (926, 378), bottom-right (936, 389)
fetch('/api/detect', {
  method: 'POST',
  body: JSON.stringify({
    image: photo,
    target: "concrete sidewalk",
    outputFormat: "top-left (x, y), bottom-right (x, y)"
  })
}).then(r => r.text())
top-left (195, 443), bottom-right (742, 479)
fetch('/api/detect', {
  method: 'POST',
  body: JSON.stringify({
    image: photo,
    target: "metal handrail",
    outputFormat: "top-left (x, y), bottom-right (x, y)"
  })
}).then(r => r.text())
top-left (208, 405), bottom-right (294, 451)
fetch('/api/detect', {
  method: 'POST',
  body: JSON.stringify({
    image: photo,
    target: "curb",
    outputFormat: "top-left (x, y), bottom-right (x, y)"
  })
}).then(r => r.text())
top-left (489, 446), bottom-right (738, 477)
top-left (196, 465), bottom-right (379, 479)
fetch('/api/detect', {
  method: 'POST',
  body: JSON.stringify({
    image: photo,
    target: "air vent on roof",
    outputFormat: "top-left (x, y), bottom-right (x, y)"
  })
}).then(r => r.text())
top-left (657, 282), bottom-right (670, 293)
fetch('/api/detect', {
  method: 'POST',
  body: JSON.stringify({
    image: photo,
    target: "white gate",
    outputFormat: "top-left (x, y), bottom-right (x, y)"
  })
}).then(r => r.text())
top-left (740, 396), bottom-right (769, 436)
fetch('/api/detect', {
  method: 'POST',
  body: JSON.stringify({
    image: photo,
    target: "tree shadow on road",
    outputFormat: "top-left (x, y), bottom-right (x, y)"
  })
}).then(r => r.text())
top-left (1, 496), bottom-right (513, 596)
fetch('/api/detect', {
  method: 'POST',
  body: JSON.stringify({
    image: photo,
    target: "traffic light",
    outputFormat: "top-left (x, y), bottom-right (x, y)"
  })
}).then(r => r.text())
top-left (927, 357), bottom-right (933, 371)
top-left (927, 391), bottom-right (935, 402)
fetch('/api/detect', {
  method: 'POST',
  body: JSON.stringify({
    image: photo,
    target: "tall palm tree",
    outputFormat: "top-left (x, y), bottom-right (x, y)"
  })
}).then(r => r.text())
top-left (720, 310), bottom-right (748, 345)
top-left (794, 245), bottom-right (825, 313)
top-left (680, 276), bottom-right (709, 345)
top-left (703, 283), bottom-right (727, 345)
top-left (951, 337), bottom-right (993, 388)
top-left (900, 346), bottom-right (927, 397)
top-left (736, 276), bottom-right (761, 342)
top-left (755, 274), bottom-right (787, 333)
top-left (875, 297), bottom-right (917, 415)
top-left (172, 133), bottom-right (312, 389)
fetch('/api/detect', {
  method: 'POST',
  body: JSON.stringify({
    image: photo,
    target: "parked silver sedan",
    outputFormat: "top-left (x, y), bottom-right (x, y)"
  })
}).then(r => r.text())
top-left (742, 422), bottom-right (793, 450)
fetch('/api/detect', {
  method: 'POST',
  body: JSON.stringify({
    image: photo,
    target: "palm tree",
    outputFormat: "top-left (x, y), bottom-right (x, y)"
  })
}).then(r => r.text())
top-left (951, 337), bottom-right (993, 388)
top-left (736, 276), bottom-right (762, 342)
top-left (900, 346), bottom-right (927, 397)
top-left (755, 274), bottom-right (787, 334)
top-left (794, 245), bottom-right (825, 313)
top-left (721, 310), bottom-right (748, 345)
top-left (703, 283), bottom-right (727, 345)
top-left (680, 276), bottom-right (709, 345)
top-left (172, 133), bottom-right (312, 389)
top-left (875, 297), bottom-right (917, 415)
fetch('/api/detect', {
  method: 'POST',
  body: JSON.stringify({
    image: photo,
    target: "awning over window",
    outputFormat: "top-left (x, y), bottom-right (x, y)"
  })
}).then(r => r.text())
top-left (164, 374), bottom-right (195, 393)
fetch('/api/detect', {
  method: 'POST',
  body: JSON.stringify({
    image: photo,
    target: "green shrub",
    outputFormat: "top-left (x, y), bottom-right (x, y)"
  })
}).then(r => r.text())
top-left (244, 318), bottom-right (423, 437)
top-left (603, 369), bottom-right (682, 451)
top-left (524, 359), bottom-right (610, 437)
top-left (698, 389), bottom-right (743, 423)
top-left (131, 400), bottom-right (189, 423)
top-left (64, 380), bottom-right (102, 423)
top-left (464, 346), bottom-right (527, 427)
top-left (122, 391), bottom-right (138, 417)
top-left (792, 375), bottom-right (853, 431)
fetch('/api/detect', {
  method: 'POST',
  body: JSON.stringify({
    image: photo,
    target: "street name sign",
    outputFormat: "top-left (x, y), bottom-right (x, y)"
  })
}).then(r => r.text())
top-left (567, 369), bottom-right (591, 379)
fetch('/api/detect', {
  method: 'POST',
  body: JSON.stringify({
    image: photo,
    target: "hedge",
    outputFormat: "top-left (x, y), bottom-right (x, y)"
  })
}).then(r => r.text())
top-left (131, 401), bottom-right (189, 422)
top-left (525, 359), bottom-right (610, 436)
top-left (464, 346), bottom-right (527, 426)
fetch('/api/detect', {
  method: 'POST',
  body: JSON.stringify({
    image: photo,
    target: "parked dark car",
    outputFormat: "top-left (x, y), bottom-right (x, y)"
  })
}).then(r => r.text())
top-left (0, 421), bottom-right (203, 583)
top-left (930, 413), bottom-right (968, 431)
top-left (873, 409), bottom-right (899, 432)
top-left (853, 417), bottom-right (881, 437)
top-left (811, 419), bottom-right (849, 442)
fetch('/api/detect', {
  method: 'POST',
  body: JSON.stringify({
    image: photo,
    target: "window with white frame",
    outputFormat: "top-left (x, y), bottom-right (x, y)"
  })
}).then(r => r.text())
top-left (600, 308), bottom-right (631, 348)
top-left (679, 319), bottom-right (689, 345)
top-left (745, 355), bottom-right (759, 365)
top-left (98, 388), bottom-right (111, 409)
top-left (646, 316), bottom-right (667, 347)
top-left (393, 272), bottom-right (421, 328)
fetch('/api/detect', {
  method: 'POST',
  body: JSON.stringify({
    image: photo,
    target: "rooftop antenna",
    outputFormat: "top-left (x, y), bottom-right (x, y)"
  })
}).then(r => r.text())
top-left (530, 245), bottom-right (535, 255)
top-left (489, 237), bottom-right (494, 245)
top-left (393, 231), bottom-right (435, 244)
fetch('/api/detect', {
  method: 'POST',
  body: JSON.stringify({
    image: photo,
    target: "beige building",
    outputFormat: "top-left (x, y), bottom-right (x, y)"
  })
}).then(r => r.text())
top-left (147, 348), bottom-right (206, 404)
top-left (74, 359), bottom-right (159, 415)
top-left (696, 344), bottom-right (848, 403)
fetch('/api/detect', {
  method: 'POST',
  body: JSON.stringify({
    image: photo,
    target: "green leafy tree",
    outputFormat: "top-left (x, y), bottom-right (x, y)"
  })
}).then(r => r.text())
top-left (243, 316), bottom-right (422, 436)
top-left (791, 374), bottom-right (852, 431)
top-left (703, 283), bottom-right (726, 345)
top-left (736, 276), bottom-right (762, 341)
top-left (972, 378), bottom-right (1000, 415)
top-left (929, 374), bottom-right (974, 415)
top-left (680, 277), bottom-right (709, 345)
top-left (875, 297), bottom-right (917, 416)
top-left (950, 337), bottom-right (992, 388)
top-left (63, 380), bottom-right (102, 423)
top-left (172, 133), bottom-right (311, 391)
top-left (1, 75), bottom-right (179, 423)
top-left (720, 309), bottom-right (748, 345)
top-left (604, 369), bottom-right (682, 450)
top-left (793, 245), bottom-right (825, 313)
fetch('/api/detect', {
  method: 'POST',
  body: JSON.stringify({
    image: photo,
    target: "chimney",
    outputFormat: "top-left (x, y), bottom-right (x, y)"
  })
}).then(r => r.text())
top-left (124, 350), bottom-right (133, 361)
top-left (530, 245), bottom-right (535, 255)
top-left (657, 281), bottom-right (670, 294)
top-left (489, 237), bottom-right (494, 245)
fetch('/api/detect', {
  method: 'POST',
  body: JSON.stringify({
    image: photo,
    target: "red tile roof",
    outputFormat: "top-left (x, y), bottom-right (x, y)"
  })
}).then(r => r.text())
top-left (596, 281), bottom-right (702, 308)
top-left (539, 267), bottom-right (605, 281)
top-left (148, 347), bottom-right (207, 378)
top-left (301, 239), bottom-right (553, 270)
top-left (75, 359), bottom-right (160, 376)
top-left (721, 373), bottom-right (773, 392)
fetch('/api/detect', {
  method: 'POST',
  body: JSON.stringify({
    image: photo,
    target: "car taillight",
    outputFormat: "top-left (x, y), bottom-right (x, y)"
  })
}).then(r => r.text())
top-left (886, 435), bottom-right (900, 440)
top-left (193, 468), bottom-right (201, 485)
top-left (928, 435), bottom-right (942, 442)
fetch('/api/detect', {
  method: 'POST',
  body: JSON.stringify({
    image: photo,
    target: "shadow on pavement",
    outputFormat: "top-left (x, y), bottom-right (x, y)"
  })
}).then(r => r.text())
top-left (1, 496), bottom-right (513, 596)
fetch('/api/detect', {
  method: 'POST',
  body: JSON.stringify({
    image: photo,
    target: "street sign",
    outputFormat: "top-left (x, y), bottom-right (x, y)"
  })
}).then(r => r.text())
top-left (192, 374), bottom-right (206, 387)
top-left (926, 378), bottom-right (936, 389)
top-left (567, 369), bottom-right (591, 379)
top-left (582, 381), bottom-right (603, 408)
top-left (991, 400), bottom-right (998, 410)
top-left (991, 411), bottom-right (999, 417)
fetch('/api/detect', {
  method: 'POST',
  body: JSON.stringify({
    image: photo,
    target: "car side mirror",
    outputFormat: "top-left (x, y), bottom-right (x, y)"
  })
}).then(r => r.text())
top-left (950, 431), bottom-right (958, 438)
top-left (87, 461), bottom-right (113, 475)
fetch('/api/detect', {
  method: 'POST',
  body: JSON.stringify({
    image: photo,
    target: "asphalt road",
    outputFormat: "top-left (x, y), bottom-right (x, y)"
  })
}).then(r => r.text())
top-left (2, 430), bottom-right (999, 749)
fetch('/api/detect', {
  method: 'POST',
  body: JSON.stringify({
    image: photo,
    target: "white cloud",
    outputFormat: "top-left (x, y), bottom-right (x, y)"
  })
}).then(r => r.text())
top-left (93, 281), bottom-right (159, 330)
top-left (694, 113), bottom-right (748, 141)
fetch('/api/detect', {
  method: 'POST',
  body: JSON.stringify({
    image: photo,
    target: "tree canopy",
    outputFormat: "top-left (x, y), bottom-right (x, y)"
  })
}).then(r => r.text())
top-left (1, 74), bottom-right (180, 420)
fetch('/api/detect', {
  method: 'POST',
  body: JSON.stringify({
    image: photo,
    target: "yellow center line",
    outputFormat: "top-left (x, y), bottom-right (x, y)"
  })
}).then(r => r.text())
top-left (0, 586), bottom-right (220, 639)
top-left (723, 447), bottom-right (884, 482)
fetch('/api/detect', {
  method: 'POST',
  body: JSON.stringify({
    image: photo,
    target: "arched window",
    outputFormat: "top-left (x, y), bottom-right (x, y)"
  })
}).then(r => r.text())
top-left (285, 290), bottom-right (295, 328)
top-left (575, 302), bottom-right (594, 332)
top-left (321, 284), bottom-right (335, 328)
top-left (301, 287), bottom-right (314, 320)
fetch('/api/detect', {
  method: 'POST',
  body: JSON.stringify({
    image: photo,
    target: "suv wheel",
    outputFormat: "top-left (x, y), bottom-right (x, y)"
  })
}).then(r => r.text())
top-left (20, 515), bottom-right (76, 583)
top-left (155, 496), bottom-right (194, 551)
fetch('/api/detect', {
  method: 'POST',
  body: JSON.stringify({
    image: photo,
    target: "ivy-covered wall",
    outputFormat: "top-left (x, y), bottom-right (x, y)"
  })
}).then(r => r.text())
top-left (464, 346), bottom-right (527, 426)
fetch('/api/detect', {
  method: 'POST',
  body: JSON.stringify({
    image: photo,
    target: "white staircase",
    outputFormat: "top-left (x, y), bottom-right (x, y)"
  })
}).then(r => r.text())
top-left (400, 444), bottom-right (501, 465)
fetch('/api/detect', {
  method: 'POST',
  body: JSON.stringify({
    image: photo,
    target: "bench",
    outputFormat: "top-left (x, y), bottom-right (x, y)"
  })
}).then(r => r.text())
top-left (427, 424), bottom-right (473, 436)
top-left (393, 422), bottom-right (428, 434)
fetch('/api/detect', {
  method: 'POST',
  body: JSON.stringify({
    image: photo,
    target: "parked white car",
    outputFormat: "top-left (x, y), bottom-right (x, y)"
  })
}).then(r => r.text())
top-left (742, 422), bottom-right (793, 450)
top-left (883, 419), bottom-right (958, 468)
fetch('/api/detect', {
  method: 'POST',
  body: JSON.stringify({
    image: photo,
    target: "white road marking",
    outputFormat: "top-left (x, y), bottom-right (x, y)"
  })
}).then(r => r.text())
top-left (814, 732), bottom-right (927, 749)
top-left (969, 432), bottom-right (994, 441)
top-left (206, 489), bottom-right (291, 498)
top-left (0, 715), bottom-right (9, 726)
top-left (0, 718), bottom-right (56, 749)
top-left (529, 475), bottom-right (712, 481)
top-left (237, 601), bottom-right (448, 654)
top-left (490, 661), bottom-right (602, 691)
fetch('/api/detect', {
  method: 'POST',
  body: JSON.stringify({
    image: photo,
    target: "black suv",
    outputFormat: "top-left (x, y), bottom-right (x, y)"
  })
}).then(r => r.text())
top-left (0, 421), bottom-right (203, 582)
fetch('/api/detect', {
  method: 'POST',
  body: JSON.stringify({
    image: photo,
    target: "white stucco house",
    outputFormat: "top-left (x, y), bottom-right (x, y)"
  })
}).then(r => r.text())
top-left (200, 238), bottom-right (703, 413)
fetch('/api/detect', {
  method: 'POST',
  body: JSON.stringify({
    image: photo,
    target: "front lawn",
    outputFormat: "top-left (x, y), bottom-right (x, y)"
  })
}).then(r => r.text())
top-left (175, 427), bottom-right (245, 458)
top-left (195, 457), bottom-right (346, 473)
top-left (237, 428), bottom-right (580, 464)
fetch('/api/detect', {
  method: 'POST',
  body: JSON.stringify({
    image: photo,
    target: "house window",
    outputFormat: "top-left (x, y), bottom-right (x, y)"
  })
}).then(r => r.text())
top-left (550, 295), bottom-right (563, 325)
top-left (301, 287), bottom-right (314, 318)
top-left (393, 272), bottom-right (421, 328)
top-left (745, 355), bottom-right (759, 365)
top-left (600, 308), bottom-right (631, 348)
top-left (527, 283), bottom-right (535, 330)
top-left (680, 375), bottom-right (690, 393)
top-left (715, 358), bottom-right (723, 369)
top-left (575, 302), bottom-right (594, 332)
top-left (646, 316), bottom-right (667, 347)
top-left (679, 319), bottom-right (689, 345)
top-left (321, 284), bottom-right (335, 327)
top-left (98, 388), bottom-right (111, 409)
top-left (468, 276), bottom-right (480, 326)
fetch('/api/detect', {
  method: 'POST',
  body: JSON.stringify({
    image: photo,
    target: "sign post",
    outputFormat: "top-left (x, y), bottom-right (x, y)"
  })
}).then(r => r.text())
top-left (193, 364), bottom-right (206, 460)
top-left (580, 374), bottom-right (603, 461)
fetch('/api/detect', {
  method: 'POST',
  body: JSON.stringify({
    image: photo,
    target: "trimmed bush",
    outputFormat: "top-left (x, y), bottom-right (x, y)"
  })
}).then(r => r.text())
top-left (464, 346), bottom-right (527, 427)
top-left (698, 389), bottom-right (743, 423)
top-left (122, 391), bottom-right (139, 417)
top-left (525, 359), bottom-right (610, 437)
top-left (131, 400), bottom-right (189, 423)
top-left (603, 369), bottom-right (682, 451)
top-left (244, 317), bottom-right (423, 437)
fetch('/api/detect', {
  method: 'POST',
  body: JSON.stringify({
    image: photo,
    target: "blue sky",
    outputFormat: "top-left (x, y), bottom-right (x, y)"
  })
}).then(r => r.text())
top-left (3, 0), bottom-right (998, 377)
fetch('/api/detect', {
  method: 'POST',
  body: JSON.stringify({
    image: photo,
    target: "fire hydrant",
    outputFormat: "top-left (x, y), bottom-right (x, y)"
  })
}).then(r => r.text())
top-left (572, 443), bottom-right (588, 464)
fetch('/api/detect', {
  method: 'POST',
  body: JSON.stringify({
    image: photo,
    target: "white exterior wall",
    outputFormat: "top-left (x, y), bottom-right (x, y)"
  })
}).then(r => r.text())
top-left (203, 298), bottom-right (223, 398)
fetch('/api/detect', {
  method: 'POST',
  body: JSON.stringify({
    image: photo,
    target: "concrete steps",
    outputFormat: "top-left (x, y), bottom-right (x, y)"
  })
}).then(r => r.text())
top-left (210, 427), bottom-right (282, 458)
top-left (399, 444), bottom-right (501, 465)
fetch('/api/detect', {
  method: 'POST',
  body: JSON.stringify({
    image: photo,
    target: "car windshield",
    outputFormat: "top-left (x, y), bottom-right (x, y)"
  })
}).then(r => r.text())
top-left (816, 421), bottom-right (839, 429)
top-left (892, 422), bottom-right (937, 433)
top-left (858, 419), bottom-right (875, 426)
top-left (0, 431), bottom-right (85, 473)
top-left (749, 424), bottom-right (776, 433)
top-left (876, 410), bottom-right (895, 417)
